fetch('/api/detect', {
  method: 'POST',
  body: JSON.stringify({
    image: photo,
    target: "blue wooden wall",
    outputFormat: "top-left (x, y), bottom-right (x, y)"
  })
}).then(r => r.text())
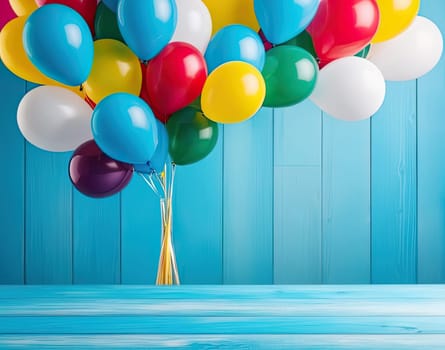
top-left (0, 2), bottom-right (444, 285)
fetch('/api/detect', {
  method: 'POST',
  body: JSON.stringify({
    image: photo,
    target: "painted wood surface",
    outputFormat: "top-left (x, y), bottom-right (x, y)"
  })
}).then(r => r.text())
top-left (0, 286), bottom-right (444, 348)
top-left (0, 2), bottom-right (445, 285)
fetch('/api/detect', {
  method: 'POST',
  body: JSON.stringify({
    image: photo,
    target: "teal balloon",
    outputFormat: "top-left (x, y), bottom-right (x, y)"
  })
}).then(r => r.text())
top-left (205, 24), bottom-right (265, 73)
top-left (95, 2), bottom-right (124, 42)
top-left (23, 4), bottom-right (94, 86)
top-left (254, 0), bottom-right (320, 44)
top-left (282, 30), bottom-right (317, 59)
top-left (355, 44), bottom-right (371, 58)
top-left (117, 0), bottom-right (177, 60)
top-left (262, 45), bottom-right (318, 108)
top-left (167, 107), bottom-right (218, 165)
top-left (134, 120), bottom-right (169, 174)
top-left (92, 93), bottom-right (159, 164)
top-left (102, 0), bottom-right (118, 12)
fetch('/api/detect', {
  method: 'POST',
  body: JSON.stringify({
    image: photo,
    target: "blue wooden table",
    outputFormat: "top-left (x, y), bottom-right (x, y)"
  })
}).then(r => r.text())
top-left (0, 285), bottom-right (444, 349)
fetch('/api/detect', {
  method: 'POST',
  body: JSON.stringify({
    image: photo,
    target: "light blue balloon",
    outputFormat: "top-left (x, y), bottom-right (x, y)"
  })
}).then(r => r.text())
top-left (117, 0), bottom-right (177, 60)
top-left (134, 120), bottom-right (169, 174)
top-left (102, 0), bottom-right (119, 12)
top-left (92, 93), bottom-right (159, 164)
top-left (23, 4), bottom-right (94, 86)
top-left (205, 24), bottom-right (266, 73)
top-left (254, 0), bottom-right (320, 45)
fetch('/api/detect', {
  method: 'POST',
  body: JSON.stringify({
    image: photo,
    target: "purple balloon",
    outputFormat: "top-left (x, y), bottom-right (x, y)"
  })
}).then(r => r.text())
top-left (69, 140), bottom-right (133, 198)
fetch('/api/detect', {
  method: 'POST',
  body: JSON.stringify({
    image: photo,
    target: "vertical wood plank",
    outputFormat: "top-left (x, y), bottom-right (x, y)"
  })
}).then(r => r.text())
top-left (173, 137), bottom-right (223, 284)
top-left (223, 109), bottom-right (273, 284)
top-left (322, 116), bottom-right (371, 284)
top-left (417, 0), bottom-right (445, 283)
top-left (121, 177), bottom-right (160, 284)
top-left (73, 193), bottom-right (120, 284)
top-left (0, 63), bottom-right (25, 284)
top-left (24, 83), bottom-right (72, 284)
top-left (273, 102), bottom-right (322, 284)
top-left (371, 81), bottom-right (417, 283)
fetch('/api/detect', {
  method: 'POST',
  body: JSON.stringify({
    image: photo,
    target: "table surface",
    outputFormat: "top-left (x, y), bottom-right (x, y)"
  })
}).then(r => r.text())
top-left (0, 285), bottom-right (444, 349)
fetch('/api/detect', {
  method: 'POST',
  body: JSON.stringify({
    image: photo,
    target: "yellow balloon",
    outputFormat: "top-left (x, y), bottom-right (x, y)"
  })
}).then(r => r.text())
top-left (202, 0), bottom-right (259, 35)
top-left (83, 39), bottom-right (142, 104)
top-left (201, 61), bottom-right (265, 124)
top-left (0, 17), bottom-right (85, 97)
top-left (9, 0), bottom-right (37, 16)
top-left (372, 0), bottom-right (420, 43)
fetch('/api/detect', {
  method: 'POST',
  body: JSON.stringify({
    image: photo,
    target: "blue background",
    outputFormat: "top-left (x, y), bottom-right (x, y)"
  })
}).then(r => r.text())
top-left (0, 1), bottom-right (444, 285)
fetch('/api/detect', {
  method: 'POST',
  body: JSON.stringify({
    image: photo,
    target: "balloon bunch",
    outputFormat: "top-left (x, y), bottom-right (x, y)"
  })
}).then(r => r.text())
top-left (0, 0), bottom-right (443, 284)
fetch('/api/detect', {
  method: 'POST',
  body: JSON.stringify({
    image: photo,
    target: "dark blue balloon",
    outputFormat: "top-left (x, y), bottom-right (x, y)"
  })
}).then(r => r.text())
top-left (134, 120), bottom-right (169, 174)
top-left (205, 24), bottom-right (265, 73)
top-left (91, 93), bottom-right (158, 164)
top-left (23, 4), bottom-right (94, 86)
top-left (117, 0), bottom-right (177, 60)
top-left (254, 0), bottom-right (320, 45)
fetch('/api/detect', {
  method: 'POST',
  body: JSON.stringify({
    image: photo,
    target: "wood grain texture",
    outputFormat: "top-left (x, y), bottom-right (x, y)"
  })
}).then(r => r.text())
top-left (371, 81), bottom-right (417, 283)
top-left (1, 334), bottom-right (445, 350)
top-left (322, 115), bottom-right (371, 283)
top-left (172, 136), bottom-right (223, 284)
top-left (73, 193), bottom-right (120, 284)
top-left (24, 83), bottom-right (72, 284)
top-left (0, 63), bottom-right (25, 284)
top-left (417, 1), bottom-right (445, 283)
top-left (274, 102), bottom-right (322, 284)
top-left (223, 110), bottom-right (274, 284)
top-left (121, 177), bottom-right (160, 284)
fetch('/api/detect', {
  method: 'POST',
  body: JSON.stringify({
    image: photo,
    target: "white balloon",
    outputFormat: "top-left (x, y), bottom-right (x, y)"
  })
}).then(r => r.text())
top-left (368, 16), bottom-right (443, 81)
top-left (170, 0), bottom-right (212, 53)
top-left (310, 57), bottom-right (386, 121)
top-left (17, 86), bottom-right (93, 152)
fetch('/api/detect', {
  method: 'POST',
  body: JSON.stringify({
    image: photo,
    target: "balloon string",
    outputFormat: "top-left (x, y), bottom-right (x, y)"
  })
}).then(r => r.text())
top-left (155, 162), bottom-right (179, 285)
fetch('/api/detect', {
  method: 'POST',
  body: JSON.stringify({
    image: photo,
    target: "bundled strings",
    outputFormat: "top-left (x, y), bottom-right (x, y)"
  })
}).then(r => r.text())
top-left (138, 163), bottom-right (180, 285)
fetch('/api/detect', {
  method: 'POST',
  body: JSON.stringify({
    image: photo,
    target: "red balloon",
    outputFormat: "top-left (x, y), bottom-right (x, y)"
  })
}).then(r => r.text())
top-left (259, 29), bottom-right (274, 52)
top-left (35, 0), bottom-right (97, 33)
top-left (84, 94), bottom-right (96, 109)
top-left (306, 0), bottom-right (379, 66)
top-left (0, 1), bottom-right (16, 31)
top-left (145, 42), bottom-right (208, 117)
top-left (139, 62), bottom-right (169, 123)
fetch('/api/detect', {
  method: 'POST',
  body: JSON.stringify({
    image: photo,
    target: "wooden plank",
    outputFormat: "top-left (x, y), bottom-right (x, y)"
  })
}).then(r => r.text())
top-left (273, 102), bottom-right (322, 284)
top-left (1, 334), bottom-right (445, 350)
top-left (0, 315), bottom-right (444, 334)
top-left (172, 136), bottom-right (223, 284)
top-left (73, 194), bottom-right (120, 284)
top-left (371, 81), bottom-right (417, 283)
top-left (1, 297), bottom-right (445, 317)
top-left (0, 63), bottom-right (26, 284)
top-left (1, 285), bottom-right (445, 300)
top-left (223, 109), bottom-right (274, 283)
top-left (417, 0), bottom-right (445, 283)
top-left (24, 84), bottom-right (72, 284)
top-left (121, 176), bottom-right (161, 284)
top-left (322, 115), bottom-right (371, 283)
top-left (274, 167), bottom-right (321, 283)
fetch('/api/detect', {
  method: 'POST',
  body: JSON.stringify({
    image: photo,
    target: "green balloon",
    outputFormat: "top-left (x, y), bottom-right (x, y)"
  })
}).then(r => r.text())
top-left (355, 44), bottom-right (371, 58)
top-left (262, 45), bottom-right (318, 108)
top-left (282, 31), bottom-right (317, 59)
top-left (94, 2), bottom-right (124, 42)
top-left (167, 107), bottom-right (219, 166)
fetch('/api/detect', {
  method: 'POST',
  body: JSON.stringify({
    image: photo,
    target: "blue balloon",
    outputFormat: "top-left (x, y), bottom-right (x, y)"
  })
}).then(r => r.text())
top-left (254, 0), bottom-right (320, 45)
top-left (102, 0), bottom-right (119, 12)
top-left (117, 0), bottom-right (177, 60)
top-left (23, 4), bottom-right (93, 86)
top-left (134, 120), bottom-right (169, 174)
top-left (205, 24), bottom-right (266, 73)
top-left (92, 93), bottom-right (159, 164)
